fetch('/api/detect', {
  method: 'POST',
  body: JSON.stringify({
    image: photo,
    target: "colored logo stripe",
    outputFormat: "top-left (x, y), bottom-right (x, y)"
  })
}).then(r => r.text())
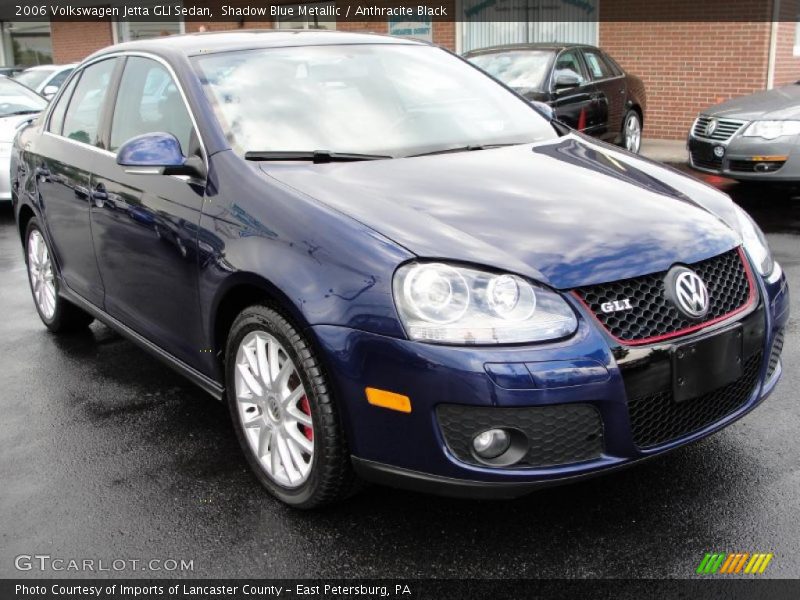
top-left (697, 553), bottom-right (773, 574)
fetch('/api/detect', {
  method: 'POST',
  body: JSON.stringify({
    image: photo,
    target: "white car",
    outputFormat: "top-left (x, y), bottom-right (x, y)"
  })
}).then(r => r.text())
top-left (0, 76), bottom-right (46, 201)
top-left (13, 64), bottom-right (77, 99)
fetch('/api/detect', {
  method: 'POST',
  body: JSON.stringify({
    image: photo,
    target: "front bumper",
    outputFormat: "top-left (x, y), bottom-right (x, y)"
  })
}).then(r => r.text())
top-left (311, 268), bottom-right (789, 498)
top-left (688, 133), bottom-right (800, 181)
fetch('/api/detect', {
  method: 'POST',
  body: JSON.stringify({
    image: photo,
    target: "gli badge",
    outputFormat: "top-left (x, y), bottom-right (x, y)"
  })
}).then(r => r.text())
top-left (664, 266), bottom-right (710, 319)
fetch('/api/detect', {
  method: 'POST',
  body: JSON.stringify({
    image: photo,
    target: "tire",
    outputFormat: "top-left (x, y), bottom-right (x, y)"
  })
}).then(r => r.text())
top-left (621, 109), bottom-right (642, 154)
top-left (24, 218), bottom-right (94, 333)
top-left (225, 305), bottom-right (356, 508)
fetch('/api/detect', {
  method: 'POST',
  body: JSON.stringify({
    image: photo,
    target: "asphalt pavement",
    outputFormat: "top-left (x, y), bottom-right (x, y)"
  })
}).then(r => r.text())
top-left (0, 167), bottom-right (798, 579)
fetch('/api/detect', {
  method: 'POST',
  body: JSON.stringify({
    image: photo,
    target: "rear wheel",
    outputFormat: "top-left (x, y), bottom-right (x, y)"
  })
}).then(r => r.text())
top-left (225, 305), bottom-right (356, 508)
top-left (24, 218), bottom-right (94, 332)
top-left (622, 109), bottom-right (642, 154)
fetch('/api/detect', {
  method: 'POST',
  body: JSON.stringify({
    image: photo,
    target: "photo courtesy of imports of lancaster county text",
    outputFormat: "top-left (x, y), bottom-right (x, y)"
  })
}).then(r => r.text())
top-left (0, 0), bottom-right (799, 598)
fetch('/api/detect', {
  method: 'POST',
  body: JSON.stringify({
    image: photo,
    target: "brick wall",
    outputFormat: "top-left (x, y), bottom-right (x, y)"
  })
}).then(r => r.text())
top-left (773, 0), bottom-right (800, 86)
top-left (51, 20), bottom-right (114, 63)
top-left (600, 0), bottom-right (772, 140)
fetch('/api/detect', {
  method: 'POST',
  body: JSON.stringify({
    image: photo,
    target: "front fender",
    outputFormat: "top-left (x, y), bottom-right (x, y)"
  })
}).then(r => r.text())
top-left (196, 151), bottom-right (413, 377)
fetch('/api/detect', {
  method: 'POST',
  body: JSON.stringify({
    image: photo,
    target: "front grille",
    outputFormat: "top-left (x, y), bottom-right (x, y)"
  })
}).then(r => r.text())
top-left (574, 248), bottom-right (753, 344)
top-left (690, 149), bottom-right (723, 171)
top-left (437, 404), bottom-right (603, 468)
top-left (628, 353), bottom-right (761, 448)
top-left (692, 116), bottom-right (747, 141)
top-left (729, 159), bottom-right (786, 173)
top-left (766, 329), bottom-right (785, 380)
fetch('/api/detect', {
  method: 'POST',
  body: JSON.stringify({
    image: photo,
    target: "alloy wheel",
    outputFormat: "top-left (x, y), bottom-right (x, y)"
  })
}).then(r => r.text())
top-left (27, 230), bottom-right (56, 320)
top-left (625, 113), bottom-right (641, 153)
top-left (234, 330), bottom-right (314, 488)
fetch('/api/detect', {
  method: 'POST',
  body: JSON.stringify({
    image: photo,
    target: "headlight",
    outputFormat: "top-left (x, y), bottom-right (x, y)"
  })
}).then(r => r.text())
top-left (733, 204), bottom-right (774, 277)
top-left (743, 120), bottom-right (800, 140)
top-left (393, 262), bottom-right (578, 344)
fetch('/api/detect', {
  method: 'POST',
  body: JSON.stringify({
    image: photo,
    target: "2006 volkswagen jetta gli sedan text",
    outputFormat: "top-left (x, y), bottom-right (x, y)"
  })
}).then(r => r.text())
top-left (11, 31), bottom-right (790, 508)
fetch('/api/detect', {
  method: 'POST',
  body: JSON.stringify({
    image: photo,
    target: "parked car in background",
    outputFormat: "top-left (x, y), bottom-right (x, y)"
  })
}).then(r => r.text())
top-left (11, 32), bottom-right (787, 508)
top-left (688, 84), bottom-right (800, 182)
top-left (14, 64), bottom-right (77, 99)
top-left (465, 44), bottom-right (646, 153)
top-left (0, 76), bottom-right (46, 201)
top-left (0, 66), bottom-right (25, 78)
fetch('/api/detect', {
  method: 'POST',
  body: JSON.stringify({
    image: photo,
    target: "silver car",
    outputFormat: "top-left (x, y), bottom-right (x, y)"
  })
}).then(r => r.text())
top-left (688, 84), bottom-right (800, 182)
top-left (13, 63), bottom-right (77, 100)
top-left (0, 77), bottom-right (46, 201)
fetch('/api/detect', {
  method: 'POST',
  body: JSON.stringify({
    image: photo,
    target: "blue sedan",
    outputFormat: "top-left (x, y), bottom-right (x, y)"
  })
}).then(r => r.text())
top-left (11, 31), bottom-right (789, 507)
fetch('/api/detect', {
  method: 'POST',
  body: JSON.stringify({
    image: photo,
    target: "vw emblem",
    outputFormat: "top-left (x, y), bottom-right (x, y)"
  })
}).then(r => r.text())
top-left (705, 119), bottom-right (718, 137)
top-left (664, 267), bottom-right (710, 319)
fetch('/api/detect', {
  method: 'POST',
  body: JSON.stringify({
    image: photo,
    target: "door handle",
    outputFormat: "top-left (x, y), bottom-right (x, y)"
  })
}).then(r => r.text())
top-left (92, 184), bottom-right (108, 208)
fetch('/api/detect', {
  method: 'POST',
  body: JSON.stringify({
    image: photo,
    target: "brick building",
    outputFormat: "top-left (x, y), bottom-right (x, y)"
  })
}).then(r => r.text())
top-left (1, 0), bottom-right (798, 140)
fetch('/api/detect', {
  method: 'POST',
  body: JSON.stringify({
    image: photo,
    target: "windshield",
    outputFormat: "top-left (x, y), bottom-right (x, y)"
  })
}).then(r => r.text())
top-left (14, 68), bottom-right (55, 90)
top-left (192, 44), bottom-right (556, 158)
top-left (0, 77), bottom-right (46, 116)
top-left (468, 50), bottom-right (555, 92)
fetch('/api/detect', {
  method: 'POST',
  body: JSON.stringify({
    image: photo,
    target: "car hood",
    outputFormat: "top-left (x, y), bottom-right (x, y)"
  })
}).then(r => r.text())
top-left (0, 113), bottom-right (38, 144)
top-left (705, 84), bottom-right (800, 120)
top-left (259, 135), bottom-right (741, 289)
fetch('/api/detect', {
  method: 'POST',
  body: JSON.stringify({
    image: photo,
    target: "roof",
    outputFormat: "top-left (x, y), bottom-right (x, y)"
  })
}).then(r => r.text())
top-left (89, 29), bottom-right (424, 61)
top-left (463, 43), bottom-right (599, 57)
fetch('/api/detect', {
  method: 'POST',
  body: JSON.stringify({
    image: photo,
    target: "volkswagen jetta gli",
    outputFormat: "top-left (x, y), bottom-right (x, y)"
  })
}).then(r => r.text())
top-left (11, 31), bottom-right (789, 508)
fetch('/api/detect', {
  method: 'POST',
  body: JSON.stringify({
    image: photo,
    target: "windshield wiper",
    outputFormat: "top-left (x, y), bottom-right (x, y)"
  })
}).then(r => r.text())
top-left (406, 143), bottom-right (523, 158)
top-left (3, 110), bottom-right (40, 117)
top-left (244, 150), bottom-right (391, 163)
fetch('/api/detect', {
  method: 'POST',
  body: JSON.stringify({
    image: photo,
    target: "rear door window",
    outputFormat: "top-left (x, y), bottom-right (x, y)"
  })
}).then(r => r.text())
top-left (62, 59), bottom-right (117, 147)
top-left (47, 76), bottom-right (79, 135)
top-left (582, 50), bottom-right (615, 80)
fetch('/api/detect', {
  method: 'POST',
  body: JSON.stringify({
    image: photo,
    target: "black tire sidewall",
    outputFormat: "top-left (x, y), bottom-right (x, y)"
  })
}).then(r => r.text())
top-left (225, 306), bottom-right (336, 508)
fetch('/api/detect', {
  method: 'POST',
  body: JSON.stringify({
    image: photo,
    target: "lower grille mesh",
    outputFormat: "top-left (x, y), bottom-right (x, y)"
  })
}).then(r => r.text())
top-left (437, 404), bottom-right (603, 468)
top-left (766, 330), bottom-right (785, 380)
top-left (628, 353), bottom-right (761, 448)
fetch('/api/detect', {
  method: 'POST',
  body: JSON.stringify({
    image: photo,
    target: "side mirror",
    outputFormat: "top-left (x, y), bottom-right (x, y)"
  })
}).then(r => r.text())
top-left (530, 100), bottom-right (554, 120)
top-left (116, 132), bottom-right (205, 179)
top-left (554, 72), bottom-right (581, 90)
top-left (42, 85), bottom-right (59, 98)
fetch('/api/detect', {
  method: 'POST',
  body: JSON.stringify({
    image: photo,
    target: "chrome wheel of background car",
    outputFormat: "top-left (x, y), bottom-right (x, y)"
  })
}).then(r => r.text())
top-left (27, 230), bottom-right (56, 320)
top-left (624, 112), bottom-right (642, 154)
top-left (234, 330), bottom-right (314, 488)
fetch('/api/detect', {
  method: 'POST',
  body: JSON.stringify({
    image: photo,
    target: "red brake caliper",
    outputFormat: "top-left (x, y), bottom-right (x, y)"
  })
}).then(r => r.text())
top-left (300, 395), bottom-right (313, 441)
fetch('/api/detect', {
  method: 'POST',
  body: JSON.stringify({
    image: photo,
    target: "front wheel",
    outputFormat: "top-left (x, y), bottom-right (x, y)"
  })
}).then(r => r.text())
top-left (621, 110), bottom-right (642, 154)
top-left (24, 218), bottom-right (94, 332)
top-left (225, 305), bottom-right (356, 508)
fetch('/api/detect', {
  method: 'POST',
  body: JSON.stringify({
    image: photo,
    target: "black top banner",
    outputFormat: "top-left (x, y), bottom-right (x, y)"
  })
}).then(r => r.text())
top-left (0, 0), bottom-right (796, 23)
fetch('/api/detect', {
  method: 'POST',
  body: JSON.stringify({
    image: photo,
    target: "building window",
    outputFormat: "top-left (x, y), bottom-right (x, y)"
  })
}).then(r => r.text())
top-left (2, 22), bottom-right (53, 66)
top-left (273, 2), bottom-right (336, 30)
top-left (116, 2), bottom-right (184, 42)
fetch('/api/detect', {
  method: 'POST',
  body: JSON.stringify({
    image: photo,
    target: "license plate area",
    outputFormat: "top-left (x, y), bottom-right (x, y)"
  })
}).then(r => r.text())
top-left (672, 325), bottom-right (743, 403)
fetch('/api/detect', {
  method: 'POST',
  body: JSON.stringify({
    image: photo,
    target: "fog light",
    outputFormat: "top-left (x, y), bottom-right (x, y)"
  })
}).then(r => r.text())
top-left (472, 429), bottom-right (510, 459)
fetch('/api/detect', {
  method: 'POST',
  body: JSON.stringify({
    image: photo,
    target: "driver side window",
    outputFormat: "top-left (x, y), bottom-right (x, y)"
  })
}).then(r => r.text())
top-left (109, 57), bottom-right (196, 155)
top-left (554, 51), bottom-right (586, 87)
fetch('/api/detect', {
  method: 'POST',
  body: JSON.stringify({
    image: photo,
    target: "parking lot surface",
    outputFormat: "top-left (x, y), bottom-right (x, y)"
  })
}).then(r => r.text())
top-left (0, 169), bottom-right (798, 579)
